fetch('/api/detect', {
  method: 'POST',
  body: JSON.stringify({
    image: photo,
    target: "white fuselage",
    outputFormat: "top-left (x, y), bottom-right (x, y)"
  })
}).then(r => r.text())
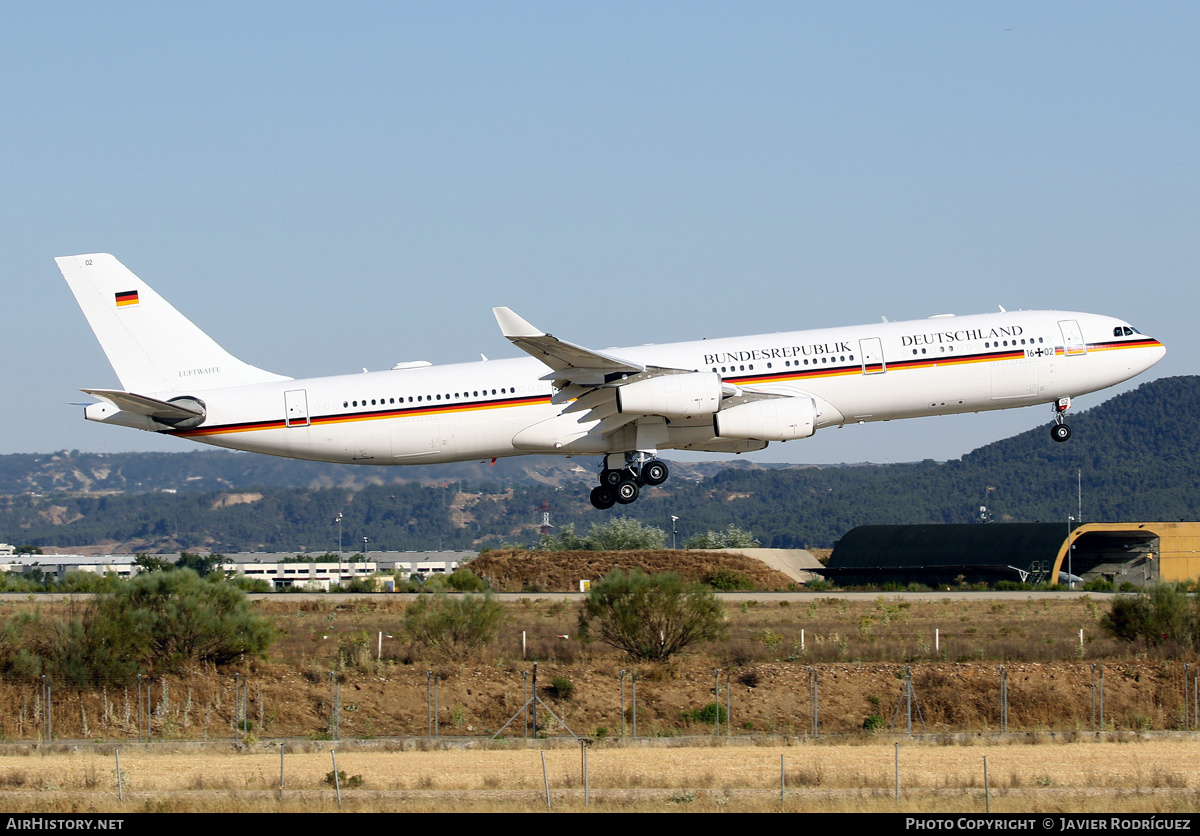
top-left (150, 309), bottom-right (1164, 464)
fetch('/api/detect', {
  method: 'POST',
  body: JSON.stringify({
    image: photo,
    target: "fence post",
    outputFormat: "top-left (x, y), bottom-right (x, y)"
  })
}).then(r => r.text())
top-left (632, 672), bottom-right (638, 738)
top-left (780, 754), bottom-right (786, 810)
top-left (894, 742), bottom-right (900, 801)
top-left (331, 750), bottom-right (341, 806)
top-left (984, 755), bottom-right (990, 813)
top-left (809, 667), bottom-right (819, 735)
top-left (999, 665), bottom-right (1008, 733)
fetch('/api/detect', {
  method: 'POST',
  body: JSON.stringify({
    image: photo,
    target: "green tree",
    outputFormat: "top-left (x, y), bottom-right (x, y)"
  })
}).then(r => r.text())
top-left (541, 518), bottom-right (667, 551)
top-left (685, 524), bottom-right (760, 549)
top-left (402, 593), bottom-right (505, 659)
top-left (133, 553), bottom-right (174, 573)
top-left (176, 552), bottom-right (221, 577)
top-left (577, 570), bottom-right (727, 661)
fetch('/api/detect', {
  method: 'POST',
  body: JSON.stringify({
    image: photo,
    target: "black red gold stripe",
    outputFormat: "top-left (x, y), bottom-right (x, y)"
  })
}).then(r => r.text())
top-left (169, 393), bottom-right (551, 438)
top-left (115, 290), bottom-right (139, 307)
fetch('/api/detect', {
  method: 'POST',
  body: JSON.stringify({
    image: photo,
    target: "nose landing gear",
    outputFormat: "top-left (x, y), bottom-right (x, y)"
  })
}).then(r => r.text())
top-left (589, 453), bottom-right (669, 509)
top-left (1050, 397), bottom-right (1072, 443)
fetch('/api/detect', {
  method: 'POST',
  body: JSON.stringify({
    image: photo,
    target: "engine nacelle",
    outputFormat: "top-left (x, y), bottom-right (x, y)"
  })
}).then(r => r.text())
top-left (713, 397), bottom-right (817, 441)
top-left (616, 372), bottom-right (722, 418)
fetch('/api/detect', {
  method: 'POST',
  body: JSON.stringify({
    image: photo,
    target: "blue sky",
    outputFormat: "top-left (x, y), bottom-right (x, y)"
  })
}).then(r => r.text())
top-left (3, 2), bottom-right (1195, 464)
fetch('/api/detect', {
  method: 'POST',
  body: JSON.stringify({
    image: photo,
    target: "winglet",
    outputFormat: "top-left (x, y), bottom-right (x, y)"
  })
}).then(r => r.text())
top-left (492, 307), bottom-right (544, 339)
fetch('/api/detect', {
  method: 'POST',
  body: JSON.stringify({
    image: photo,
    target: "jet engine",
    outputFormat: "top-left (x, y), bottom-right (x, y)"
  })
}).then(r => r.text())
top-left (615, 372), bottom-right (722, 418)
top-left (713, 396), bottom-right (817, 441)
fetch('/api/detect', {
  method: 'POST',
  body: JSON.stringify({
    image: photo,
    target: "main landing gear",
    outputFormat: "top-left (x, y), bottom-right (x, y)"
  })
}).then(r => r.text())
top-left (589, 453), bottom-right (669, 510)
top-left (1050, 397), bottom-right (1072, 443)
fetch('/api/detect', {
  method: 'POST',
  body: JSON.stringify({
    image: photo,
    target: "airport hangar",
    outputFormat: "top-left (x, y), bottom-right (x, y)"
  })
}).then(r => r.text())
top-left (822, 522), bottom-right (1200, 588)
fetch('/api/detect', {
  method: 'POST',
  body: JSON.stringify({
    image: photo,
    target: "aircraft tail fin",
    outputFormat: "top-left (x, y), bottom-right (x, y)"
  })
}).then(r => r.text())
top-left (56, 254), bottom-right (290, 394)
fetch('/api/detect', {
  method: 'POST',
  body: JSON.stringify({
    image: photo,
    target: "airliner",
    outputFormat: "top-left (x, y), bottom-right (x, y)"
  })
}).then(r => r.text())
top-left (58, 254), bottom-right (1166, 510)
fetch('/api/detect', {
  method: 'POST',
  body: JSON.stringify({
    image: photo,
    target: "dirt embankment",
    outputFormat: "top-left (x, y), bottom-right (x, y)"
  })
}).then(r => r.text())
top-left (470, 549), bottom-right (798, 592)
top-left (0, 656), bottom-right (1185, 744)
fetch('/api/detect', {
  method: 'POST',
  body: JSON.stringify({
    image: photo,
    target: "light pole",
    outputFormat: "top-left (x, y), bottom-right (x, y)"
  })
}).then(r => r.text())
top-left (335, 513), bottom-right (343, 555)
top-left (1067, 516), bottom-right (1075, 590)
top-left (671, 515), bottom-right (679, 550)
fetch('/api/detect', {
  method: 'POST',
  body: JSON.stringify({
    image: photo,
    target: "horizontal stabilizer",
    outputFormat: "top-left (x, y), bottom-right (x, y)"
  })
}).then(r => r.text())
top-left (83, 388), bottom-right (205, 423)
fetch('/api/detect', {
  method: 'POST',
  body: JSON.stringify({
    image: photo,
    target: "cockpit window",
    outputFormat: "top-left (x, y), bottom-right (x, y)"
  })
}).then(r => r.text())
top-left (1115, 326), bottom-right (1140, 337)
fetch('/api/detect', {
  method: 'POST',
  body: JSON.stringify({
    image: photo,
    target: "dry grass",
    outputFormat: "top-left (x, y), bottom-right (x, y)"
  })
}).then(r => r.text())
top-left (3, 737), bottom-right (1200, 813)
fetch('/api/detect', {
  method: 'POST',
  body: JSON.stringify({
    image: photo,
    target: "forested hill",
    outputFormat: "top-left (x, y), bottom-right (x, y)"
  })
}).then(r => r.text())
top-left (630, 375), bottom-right (1200, 546)
top-left (1, 376), bottom-right (1196, 552)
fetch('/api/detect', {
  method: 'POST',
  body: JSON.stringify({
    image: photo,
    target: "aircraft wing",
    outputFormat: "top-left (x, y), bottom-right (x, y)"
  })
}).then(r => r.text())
top-left (493, 307), bottom-right (775, 438)
top-left (492, 307), bottom-right (647, 385)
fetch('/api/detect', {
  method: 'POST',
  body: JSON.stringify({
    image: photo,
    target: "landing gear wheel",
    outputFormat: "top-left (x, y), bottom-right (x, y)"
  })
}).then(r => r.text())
top-left (642, 460), bottom-right (669, 486)
top-left (600, 468), bottom-right (625, 487)
top-left (590, 485), bottom-right (617, 510)
top-left (1051, 423), bottom-right (1072, 443)
top-left (615, 479), bottom-right (640, 504)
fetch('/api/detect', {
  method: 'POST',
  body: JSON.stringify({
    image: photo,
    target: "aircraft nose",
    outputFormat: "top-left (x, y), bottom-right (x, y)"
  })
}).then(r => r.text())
top-left (1138, 338), bottom-right (1167, 374)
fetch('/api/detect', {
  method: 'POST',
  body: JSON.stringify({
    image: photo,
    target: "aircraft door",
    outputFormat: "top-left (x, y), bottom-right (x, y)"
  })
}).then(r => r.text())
top-left (1059, 320), bottom-right (1086, 356)
top-left (284, 389), bottom-right (310, 427)
top-left (859, 338), bottom-right (885, 374)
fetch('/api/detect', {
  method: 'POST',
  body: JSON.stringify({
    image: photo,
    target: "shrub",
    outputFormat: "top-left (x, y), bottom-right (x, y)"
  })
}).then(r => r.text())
top-left (577, 569), bottom-right (727, 661)
top-left (548, 675), bottom-right (574, 700)
top-left (0, 609), bottom-right (139, 689)
top-left (1103, 584), bottom-right (1200, 649)
top-left (682, 702), bottom-right (727, 724)
top-left (0, 570), bottom-right (275, 686)
top-left (447, 568), bottom-right (487, 592)
top-left (702, 570), bottom-right (754, 592)
top-left (324, 770), bottom-right (364, 788)
top-left (402, 593), bottom-right (505, 659)
top-left (863, 715), bottom-right (885, 731)
top-left (93, 569), bottom-right (277, 671)
top-left (228, 576), bottom-right (273, 593)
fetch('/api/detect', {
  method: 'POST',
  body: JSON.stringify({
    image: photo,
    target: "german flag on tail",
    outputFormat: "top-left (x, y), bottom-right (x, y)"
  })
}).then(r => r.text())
top-left (115, 290), bottom-right (139, 308)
